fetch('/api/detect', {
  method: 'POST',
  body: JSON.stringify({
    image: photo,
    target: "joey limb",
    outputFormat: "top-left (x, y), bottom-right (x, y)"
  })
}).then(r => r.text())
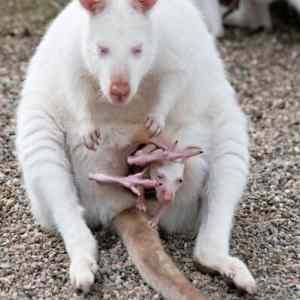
top-left (89, 139), bottom-right (203, 226)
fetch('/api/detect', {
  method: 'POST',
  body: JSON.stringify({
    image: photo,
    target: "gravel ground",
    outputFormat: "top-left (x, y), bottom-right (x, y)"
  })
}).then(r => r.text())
top-left (0, 2), bottom-right (299, 300)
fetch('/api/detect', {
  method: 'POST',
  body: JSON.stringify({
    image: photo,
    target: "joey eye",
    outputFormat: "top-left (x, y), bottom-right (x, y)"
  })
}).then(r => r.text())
top-left (157, 174), bottom-right (165, 180)
top-left (131, 45), bottom-right (143, 57)
top-left (98, 46), bottom-right (110, 57)
top-left (177, 178), bottom-right (183, 184)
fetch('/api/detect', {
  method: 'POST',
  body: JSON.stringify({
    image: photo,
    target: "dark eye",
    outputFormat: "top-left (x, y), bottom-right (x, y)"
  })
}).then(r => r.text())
top-left (99, 46), bottom-right (110, 57)
top-left (157, 174), bottom-right (165, 180)
top-left (177, 178), bottom-right (183, 184)
top-left (131, 45), bottom-right (143, 57)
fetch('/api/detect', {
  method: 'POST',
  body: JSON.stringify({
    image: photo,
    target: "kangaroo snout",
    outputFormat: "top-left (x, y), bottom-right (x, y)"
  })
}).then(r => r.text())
top-left (110, 80), bottom-right (130, 104)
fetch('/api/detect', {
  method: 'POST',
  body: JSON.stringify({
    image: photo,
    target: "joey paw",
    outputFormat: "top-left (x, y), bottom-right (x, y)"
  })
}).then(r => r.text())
top-left (145, 114), bottom-right (165, 137)
top-left (148, 218), bottom-right (159, 229)
top-left (136, 200), bottom-right (147, 212)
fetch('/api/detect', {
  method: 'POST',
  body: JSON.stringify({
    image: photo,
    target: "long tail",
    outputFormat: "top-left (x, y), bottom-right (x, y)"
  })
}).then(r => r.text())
top-left (113, 208), bottom-right (208, 300)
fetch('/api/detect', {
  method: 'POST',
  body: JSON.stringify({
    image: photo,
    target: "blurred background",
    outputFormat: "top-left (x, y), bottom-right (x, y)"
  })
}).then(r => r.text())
top-left (0, 0), bottom-right (299, 35)
top-left (0, 1), bottom-right (68, 35)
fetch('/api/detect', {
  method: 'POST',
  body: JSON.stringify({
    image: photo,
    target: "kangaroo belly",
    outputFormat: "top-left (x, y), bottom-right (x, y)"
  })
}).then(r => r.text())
top-left (68, 122), bottom-right (140, 227)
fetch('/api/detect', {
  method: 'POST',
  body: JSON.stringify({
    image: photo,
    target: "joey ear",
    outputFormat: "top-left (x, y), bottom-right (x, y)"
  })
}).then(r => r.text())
top-left (79, 0), bottom-right (106, 14)
top-left (132, 0), bottom-right (158, 13)
top-left (180, 146), bottom-right (203, 161)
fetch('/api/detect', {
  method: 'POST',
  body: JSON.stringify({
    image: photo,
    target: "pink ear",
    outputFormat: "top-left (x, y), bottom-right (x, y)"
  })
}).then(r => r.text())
top-left (132, 0), bottom-right (158, 13)
top-left (180, 146), bottom-right (203, 161)
top-left (79, 0), bottom-right (106, 14)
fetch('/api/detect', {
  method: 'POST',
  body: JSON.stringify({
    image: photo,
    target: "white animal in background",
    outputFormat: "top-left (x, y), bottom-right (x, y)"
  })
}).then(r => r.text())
top-left (16, 0), bottom-right (255, 296)
top-left (224, 0), bottom-right (300, 30)
top-left (196, 0), bottom-right (300, 36)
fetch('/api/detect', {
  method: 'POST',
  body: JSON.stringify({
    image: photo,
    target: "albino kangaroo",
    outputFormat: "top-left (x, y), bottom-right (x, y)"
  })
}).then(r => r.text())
top-left (16, 0), bottom-right (255, 297)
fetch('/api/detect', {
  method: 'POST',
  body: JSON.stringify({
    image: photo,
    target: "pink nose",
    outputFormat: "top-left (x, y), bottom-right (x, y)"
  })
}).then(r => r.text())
top-left (162, 190), bottom-right (173, 202)
top-left (110, 81), bottom-right (130, 101)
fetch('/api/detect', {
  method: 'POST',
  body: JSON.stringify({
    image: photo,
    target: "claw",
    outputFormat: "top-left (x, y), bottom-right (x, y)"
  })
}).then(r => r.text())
top-left (130, 171), bottom-right (160, 188)
top-left (89, 172), bottom-right (158, 196)
top-left (136, 191), bottom-right (147, 212)
top-left (81, 125), bottom-right (101, 151)
top-left (147, 135), bottom-right (173, 151)
top-left (145, 114), bottom-right (165, 138)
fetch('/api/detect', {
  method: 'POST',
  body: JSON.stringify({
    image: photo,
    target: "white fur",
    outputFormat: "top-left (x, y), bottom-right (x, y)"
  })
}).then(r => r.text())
top-left (16, 0), bottom-right (255, 293)
top-left (192, 0), bottom-right (225, 37)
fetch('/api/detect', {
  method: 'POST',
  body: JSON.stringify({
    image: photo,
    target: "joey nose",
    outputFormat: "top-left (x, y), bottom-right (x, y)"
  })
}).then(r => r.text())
top-left (162, 190), bottom-right (173, 202)
top-left (110, 81), bottom-right (130, 102)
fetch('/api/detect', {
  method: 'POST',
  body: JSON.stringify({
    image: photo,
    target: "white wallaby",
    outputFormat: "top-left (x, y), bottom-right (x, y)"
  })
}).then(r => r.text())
top-left (16, 0), bottom-right (256, 295)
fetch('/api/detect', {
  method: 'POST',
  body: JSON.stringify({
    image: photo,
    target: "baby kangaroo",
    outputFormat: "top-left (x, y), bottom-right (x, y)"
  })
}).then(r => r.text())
top-left (90, 138), bottom-right (202, 226)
